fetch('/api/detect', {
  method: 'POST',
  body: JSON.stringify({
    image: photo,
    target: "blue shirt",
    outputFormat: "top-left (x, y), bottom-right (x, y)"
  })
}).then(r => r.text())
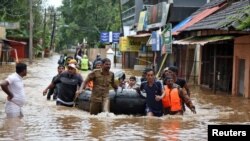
top-left (140, 81), bottom-right (163, 112)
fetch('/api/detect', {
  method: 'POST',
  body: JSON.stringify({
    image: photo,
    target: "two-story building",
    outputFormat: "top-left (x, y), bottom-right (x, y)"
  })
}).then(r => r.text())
top-left (120, 0), bottom-right (206, 70)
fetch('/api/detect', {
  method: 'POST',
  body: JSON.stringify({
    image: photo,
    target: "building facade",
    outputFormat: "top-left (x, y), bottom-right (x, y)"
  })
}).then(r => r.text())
top-left (120, 0), bottom-right (206, 69)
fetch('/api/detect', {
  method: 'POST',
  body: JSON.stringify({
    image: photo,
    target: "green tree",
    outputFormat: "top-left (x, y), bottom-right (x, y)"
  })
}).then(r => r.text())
top-left (0, 0), bottom-right (44, 39)
top-left (58, 0), bottom-right (121, 49)
top-left (0, 0), bottom-right (64, 56)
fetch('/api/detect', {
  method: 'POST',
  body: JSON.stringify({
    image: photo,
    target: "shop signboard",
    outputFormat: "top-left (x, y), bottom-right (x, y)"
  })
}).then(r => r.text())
top-left (146, 2), bottom-right (170, 30)
top-left (151, 31), bottom-right (161, 51)
top-left (112, 32), bottom-right (120, 43)
top-left (137, 11), bottom-right (147, 31)
top-left (162, 23), bottom-right (172, 54)
top-left (100, 32), bottom-right (109, 43)
top-left (119, 37), bottom-right (141, 52)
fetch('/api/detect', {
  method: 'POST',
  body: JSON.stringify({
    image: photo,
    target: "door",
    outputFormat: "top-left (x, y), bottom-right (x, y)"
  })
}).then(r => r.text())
top-left (238, 59), bottom-right (245, 96)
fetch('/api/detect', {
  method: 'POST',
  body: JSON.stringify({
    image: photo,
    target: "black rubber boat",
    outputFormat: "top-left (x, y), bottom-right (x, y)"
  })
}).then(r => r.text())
top-left (75, 89), bottom-right (146, 116)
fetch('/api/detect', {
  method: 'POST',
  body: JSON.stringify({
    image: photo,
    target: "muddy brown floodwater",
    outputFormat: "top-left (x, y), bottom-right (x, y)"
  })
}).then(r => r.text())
top-left (0, 54), bottom-right (250, 141)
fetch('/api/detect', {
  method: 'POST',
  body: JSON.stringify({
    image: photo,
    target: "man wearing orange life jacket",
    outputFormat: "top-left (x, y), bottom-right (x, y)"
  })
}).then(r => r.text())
top-left (162, 76), bottom-right (196, 115)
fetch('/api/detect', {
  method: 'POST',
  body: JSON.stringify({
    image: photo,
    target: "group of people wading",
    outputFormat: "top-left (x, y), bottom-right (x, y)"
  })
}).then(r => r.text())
top-left (43, 52), bottom-right (196, 117)
top-left (0, 53), bottom-right (196, 118)
top-left (139, 67), bottom-right (196, 117)
top-left (57, 45), bottom-right (92, 71)
top-left (43, 56), bottom-right (118, 115)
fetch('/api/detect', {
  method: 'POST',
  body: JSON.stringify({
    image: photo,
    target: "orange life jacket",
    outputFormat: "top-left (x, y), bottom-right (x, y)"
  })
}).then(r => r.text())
top-left (162, 86), bottom-right (182, 112)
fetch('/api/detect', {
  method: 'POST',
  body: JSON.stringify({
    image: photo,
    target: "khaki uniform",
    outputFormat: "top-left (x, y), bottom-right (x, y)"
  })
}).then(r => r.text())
top-left (85, 69), bottom-right (116, 114)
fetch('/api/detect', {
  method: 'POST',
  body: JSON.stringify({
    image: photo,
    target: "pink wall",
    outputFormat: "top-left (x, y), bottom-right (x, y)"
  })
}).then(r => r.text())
top-left (233, 35), bottom-right (250, 98)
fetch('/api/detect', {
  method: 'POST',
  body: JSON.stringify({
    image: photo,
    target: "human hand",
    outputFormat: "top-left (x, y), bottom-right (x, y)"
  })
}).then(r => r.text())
top-left (7, 94), bottom-right (13, 101)
top-left (135, 87), bottom-right (140, 93)
top-left (191, 107), bottom-right (196, 114)
top-left (43, 90), bottom-right (47, 96)
top-left (76, 89), bottom-right (83, 95)
top-left (155, 95), bottom-right (162, 101)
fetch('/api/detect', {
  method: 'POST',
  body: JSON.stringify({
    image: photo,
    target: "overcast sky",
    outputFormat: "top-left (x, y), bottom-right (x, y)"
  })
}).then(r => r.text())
top-left (46, 0), bottom-right (62, 8)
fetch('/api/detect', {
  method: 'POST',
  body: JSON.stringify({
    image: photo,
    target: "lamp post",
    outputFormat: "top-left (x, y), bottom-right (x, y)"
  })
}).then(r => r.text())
top-left (29, 0), bottom-right (33, 64)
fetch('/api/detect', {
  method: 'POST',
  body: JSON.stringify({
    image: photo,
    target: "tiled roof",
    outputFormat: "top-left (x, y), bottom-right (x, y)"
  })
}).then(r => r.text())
top-left (186, 0), bottom-right (250, 31)
top-left (191, 0), bottom-right (226, 16)
top-left (223, 5), bottom-right (250, 31)
top-left (173, 2), bottom-right (226, 35)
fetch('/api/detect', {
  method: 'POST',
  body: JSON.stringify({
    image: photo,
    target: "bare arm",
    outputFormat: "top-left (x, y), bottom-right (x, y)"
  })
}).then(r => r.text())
top-left (78, 79), bottom-right (88, 92)
top-left (155, 82), bottom-right (165, 101)
top-left (43, 83), bottom-right (55, 95)
top-left (179, 88), bottom-right (196, 114)
top-left (0, 80), bottom-right (13, 100)
top-left (111, 73), bottom-right (118, 90)
top-left (75, 81), bottom-right (87, 95)
top-left (43, 74), bottom-right (61, 95)
top-left (76, 72), bottom-right (93, 94)
top-left (183, 83), bottom-right (191, 97)
top-left (161, 87), bottom-right (165, 99)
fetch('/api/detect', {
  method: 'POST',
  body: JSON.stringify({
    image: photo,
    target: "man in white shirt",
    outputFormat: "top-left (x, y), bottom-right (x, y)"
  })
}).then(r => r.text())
top-left (0, 63), bottom-right (27, 118)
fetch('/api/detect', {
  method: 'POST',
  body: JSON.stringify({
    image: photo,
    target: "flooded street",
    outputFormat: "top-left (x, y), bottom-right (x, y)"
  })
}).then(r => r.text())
top-left (1, 54), bottom-right (250, 141)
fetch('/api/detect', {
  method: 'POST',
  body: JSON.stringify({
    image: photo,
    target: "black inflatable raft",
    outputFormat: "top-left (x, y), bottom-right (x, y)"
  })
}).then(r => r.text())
top-left (75, 89), bottom-right (146, 115)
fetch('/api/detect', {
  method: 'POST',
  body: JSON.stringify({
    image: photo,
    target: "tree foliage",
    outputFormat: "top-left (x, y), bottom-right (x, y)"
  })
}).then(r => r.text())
top-left (0, 0), bottom-right (122, 53)
top-left (58, 0), bottom-right (121, 48)
top-left (219, 5), bottom-right (250, 31)
top-left (0, 0), bottom-right (44, 39)
top-left (236, 5), bottom-right (250, 31)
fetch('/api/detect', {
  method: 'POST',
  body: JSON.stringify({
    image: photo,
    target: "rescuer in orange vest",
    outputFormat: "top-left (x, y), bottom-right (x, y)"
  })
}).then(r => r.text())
top-left (162, 75), bottom-right (196, 115)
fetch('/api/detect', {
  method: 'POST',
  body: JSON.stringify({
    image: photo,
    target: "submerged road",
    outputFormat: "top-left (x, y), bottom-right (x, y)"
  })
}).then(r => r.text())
top-left (0, 54), bottom-right (250, 141)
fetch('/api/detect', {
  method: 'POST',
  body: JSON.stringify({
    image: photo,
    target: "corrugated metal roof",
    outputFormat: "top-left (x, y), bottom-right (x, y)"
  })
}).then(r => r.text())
top-left (191, 0), bottom-right (226, 16)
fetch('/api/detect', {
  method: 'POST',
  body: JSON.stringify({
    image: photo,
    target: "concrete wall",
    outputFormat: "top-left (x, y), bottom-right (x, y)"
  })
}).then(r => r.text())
top-left (0, 63), bottom-right (15, 73)
top-left (87, 48), bottom-right (107, 62)
top-left (0, 26), bottom-right (6, 38)
top-left (233, 35), bottom-right (250, 98)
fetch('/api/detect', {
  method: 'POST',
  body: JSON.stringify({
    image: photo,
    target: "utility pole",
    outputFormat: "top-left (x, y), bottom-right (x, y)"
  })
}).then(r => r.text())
top-left (50, 12), bottom-right (56, 50)
top-left (119, 0), bottom-right (124, 36)
top-left (43, 8), bottom-right (47, 49)
top-left (29, 0), bottom-right (33, 64)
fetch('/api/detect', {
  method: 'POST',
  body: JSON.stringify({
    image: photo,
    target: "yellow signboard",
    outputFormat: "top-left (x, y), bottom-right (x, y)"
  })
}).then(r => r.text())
top-left (119, 37), bottom-right (129, 51)
top-left (119, 37), bottom-right (142, 52)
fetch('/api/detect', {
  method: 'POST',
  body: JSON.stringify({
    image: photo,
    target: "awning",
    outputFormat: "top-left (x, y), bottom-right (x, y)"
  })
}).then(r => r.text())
top-left (146, 35), bottom-right (152, 46)
top-left (173, 35), bottom-right (234, 45)
top-left (1, 38), bottom-right (27, 45)
top-left (127, 33), bottom-right (151, 38)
